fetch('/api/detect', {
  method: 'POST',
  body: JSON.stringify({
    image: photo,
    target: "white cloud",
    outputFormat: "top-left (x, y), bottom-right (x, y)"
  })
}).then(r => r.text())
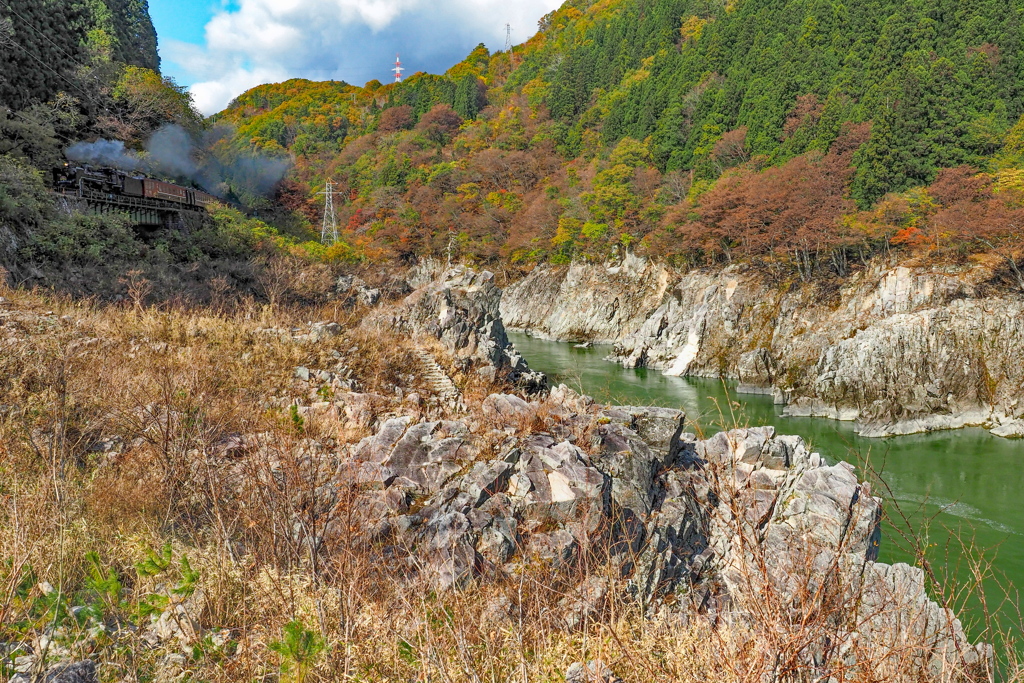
top-left (167, 0), bottom-right (563, 115)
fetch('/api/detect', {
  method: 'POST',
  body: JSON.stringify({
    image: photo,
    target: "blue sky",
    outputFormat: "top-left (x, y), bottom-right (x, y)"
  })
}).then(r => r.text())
top-left (149, 0), bottom-right (216, 85)
top-left (149, 0), bottom-right (562, 116)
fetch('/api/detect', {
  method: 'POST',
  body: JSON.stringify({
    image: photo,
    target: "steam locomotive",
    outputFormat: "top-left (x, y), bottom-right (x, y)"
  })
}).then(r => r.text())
top-left (53, 164), bottom-right (217, 210)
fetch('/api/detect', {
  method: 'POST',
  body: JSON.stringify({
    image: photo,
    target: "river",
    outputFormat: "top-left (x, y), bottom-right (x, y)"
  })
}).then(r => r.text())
top-left (510, 332), bottom-right (1024, 638)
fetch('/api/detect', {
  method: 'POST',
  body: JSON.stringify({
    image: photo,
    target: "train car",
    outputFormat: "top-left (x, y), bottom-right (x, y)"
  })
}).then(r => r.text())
top-left (143, 179), bottom-right (189, 204)
top-left (53, 165), bottom-right (142, 198)
top-left (188, 189), bottom-right (218, 209)
top-left (123, 176), bottom-right (144, 197)
top-left (54, 164), bottom-right (219, 213)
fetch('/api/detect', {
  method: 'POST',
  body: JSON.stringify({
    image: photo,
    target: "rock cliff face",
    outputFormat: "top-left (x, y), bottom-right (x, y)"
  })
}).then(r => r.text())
top-left (395, 266), bottom-right (545, 389)
top-left (501, 258), bottom-right (1024, 438)
top-left (500, 253), bottom-right (671, 343)
top-left (319, 387), bottom-right (989, 676)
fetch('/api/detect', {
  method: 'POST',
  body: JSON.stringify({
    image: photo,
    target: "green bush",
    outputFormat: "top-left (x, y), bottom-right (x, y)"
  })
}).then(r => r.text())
top-left (0, 154), bottom-right (53, 231)
top-left (21, 212), bottom-right (142, 266)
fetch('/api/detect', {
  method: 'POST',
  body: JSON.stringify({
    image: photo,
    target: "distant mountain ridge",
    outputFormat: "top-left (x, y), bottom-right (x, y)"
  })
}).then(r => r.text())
top-left (221, 0), bottom-right (1023, 198)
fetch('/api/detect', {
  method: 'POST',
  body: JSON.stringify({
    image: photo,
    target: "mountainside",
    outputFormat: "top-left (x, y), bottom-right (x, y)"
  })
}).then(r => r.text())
top-left (0, 0), bottom-right (320, 301)
top-left (0, 0), bottom-right (159, 110)
top-left (0, 0), bottom-right (178, 172)
top-left (518, 0), bottom-right (1022, 205)
top-left (215, 0), bottom-right (1024, 282)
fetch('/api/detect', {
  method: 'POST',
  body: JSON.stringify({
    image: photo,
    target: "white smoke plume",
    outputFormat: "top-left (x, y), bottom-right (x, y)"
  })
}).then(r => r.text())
top-left (65, 139), bottom-right (145, 171)
top-left (64, 124), bottom-right (292, 204)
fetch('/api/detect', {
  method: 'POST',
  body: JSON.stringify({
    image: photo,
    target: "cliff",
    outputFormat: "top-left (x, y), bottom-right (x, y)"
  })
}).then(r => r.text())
top-left (501, 258), bottom-right (1024, 439)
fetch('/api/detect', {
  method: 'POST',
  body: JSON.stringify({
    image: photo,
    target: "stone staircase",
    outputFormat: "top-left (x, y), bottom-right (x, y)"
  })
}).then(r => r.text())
top-left (413, 349), bottom-right (461, 406)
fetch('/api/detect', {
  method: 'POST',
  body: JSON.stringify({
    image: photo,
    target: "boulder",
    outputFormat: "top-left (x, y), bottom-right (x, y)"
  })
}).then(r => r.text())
top-left (512, 436), bottom-right (610, 521)
top-left (338, 392), bottom-right (381, 429)
top-left (310, 321), bottom-right (342, 338)
top-left (459, 459), bottom-right (515, 507)
top-left (350, 419), bottom-right (476, 496)
top-left (482, 393), bottom-right (534, 426)
top-left (8, 661), bottom-right (98, 683)
top-left (617, 406), bottom-right (687, 462)
top-left (421, 510), bottom-right (478, 590)
top-left (548, 384), bottom-right (594, 415)
top-left (144, 589), bottom-right (206, 647)
top-left (336, 275), bottom-right (381, 307)
top-left (478, 517), bottom-right (517, 564)
top-left (525, 529), bottom-right (578, 566)
top-left (564, 660), bottom-right (623, 683)
top-left (589, 420), bottom-right (659, 516)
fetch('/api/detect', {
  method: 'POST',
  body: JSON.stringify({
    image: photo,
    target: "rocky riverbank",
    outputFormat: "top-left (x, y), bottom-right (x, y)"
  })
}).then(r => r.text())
top-left (0, 266), bottom-right (999, 681)
top-left (501, 257), bottom-right (1024, 439)
top-left (324, 385), bottom-right (990, 677)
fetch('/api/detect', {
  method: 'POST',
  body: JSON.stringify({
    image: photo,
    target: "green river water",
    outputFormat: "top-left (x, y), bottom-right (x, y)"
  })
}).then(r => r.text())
top-left (509, 332), bottom-right (1023, 638)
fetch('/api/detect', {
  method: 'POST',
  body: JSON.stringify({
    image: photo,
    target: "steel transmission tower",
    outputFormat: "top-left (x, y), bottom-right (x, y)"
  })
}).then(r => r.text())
top-left (504, 24), bottom-right (514, 63)
top-left (393, 54), bottom-right (404, 82)
top-left (318, 179), bottom-right (339, 244)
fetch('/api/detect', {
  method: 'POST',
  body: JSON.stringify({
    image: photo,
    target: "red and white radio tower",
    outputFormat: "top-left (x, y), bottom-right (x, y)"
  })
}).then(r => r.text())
top-left (392, 54), bottom-right (404, 82)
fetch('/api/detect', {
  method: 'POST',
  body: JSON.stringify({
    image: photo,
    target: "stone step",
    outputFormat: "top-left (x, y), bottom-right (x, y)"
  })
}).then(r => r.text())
top-left (412, 349), bottom-right (460, 402)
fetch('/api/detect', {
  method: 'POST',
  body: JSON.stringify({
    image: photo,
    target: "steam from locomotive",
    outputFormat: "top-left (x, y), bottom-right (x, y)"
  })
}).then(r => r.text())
top-left (64, 123), bottom-right (291, 205)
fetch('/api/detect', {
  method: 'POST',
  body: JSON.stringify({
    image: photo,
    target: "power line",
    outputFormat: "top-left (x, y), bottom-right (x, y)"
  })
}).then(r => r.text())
top-left (0, 0), bottom-right (121, 118)
top-left (0, 0), bottom-right (94, 71)
top-left (0, 16), bottom-right (13, 47)
top-left (3, 106), bottom-right (76, 144)
top-left (7, 39), bottom-right (95, 104)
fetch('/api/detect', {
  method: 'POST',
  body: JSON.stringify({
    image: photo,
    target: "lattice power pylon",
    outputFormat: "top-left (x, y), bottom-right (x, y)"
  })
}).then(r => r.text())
top-left (393, 54), bottom-right (404, 82)
top-left (318, 179), bottom-right (339, 244)
top-left (505, 23), bottom-right (516, 66)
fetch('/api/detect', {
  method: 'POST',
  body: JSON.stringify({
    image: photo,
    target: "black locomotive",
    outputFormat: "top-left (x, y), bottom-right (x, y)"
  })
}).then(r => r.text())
top-left (53, 164), bottom-right (217, 210)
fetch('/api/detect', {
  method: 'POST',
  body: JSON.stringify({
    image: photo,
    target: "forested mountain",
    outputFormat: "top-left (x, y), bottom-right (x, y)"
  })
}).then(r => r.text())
top-left (0, 0), bottom-right (184, 172)
top-left (0, 0), bottom-right (159, 110)
top-left (524, 0), bottom-right (1022, 206)
top-left (215, 0), bottom-right (1024, 278)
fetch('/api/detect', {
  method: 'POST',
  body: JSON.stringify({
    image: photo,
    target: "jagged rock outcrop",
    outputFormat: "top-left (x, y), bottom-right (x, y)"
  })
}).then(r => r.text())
top-left (324, 387), bottom-right (988, 676)
top-left (787, 299), bottom-right (1024, 436)
top-left (395, 266), bottom-right (546, 390)
top-left (502, 257), bottom-right (1024, 438)
top-left (335, 275), bottom-right (381, 306)
top-left (500, 253), bottom-right (671, 343)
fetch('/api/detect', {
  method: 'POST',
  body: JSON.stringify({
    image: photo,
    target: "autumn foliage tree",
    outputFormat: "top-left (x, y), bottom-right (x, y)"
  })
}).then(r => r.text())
top-left (415, 104), bottom-right (463, 144)
top-left (926, 168), bottom-right (1024, 290)
top-left (654, 123), bottom-right (869, 278)
top-left (378, 105), bottom-right (414, 134)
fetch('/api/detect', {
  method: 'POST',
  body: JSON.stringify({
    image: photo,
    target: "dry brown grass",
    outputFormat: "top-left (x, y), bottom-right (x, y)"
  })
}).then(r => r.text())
top-left (0, 277), bottom-right (1019, 683)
